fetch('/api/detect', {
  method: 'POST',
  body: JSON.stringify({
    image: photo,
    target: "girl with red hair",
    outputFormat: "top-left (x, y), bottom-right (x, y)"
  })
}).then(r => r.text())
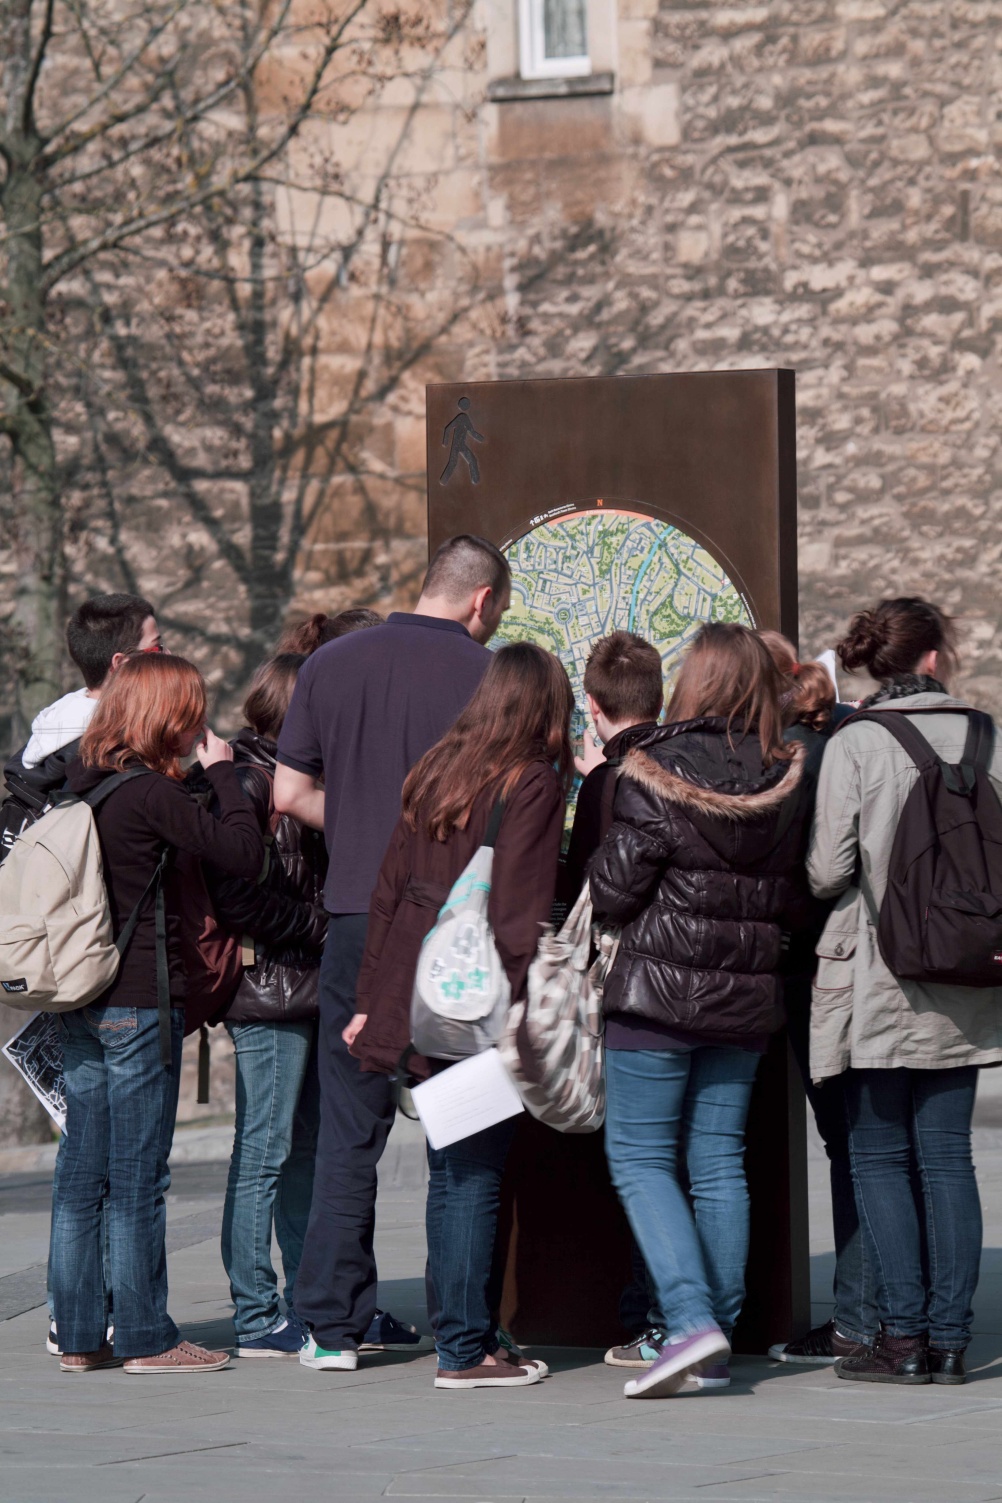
top-left (51, 655), bottom-right (264, 1376)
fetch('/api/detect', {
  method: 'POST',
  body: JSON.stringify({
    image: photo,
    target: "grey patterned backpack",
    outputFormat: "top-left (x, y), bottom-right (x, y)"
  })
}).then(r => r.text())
top-left (498, 882), bottom-right (615, 1133)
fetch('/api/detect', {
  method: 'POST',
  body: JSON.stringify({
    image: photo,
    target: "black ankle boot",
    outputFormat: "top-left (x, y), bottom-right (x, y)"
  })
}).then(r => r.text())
top-left (928, 1347), bottom-right (966, 1385)
top-left (836, 1329), bottom-right (930, 1385)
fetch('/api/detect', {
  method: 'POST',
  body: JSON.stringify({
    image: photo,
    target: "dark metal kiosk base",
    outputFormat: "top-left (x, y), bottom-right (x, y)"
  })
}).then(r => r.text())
top-left (426, 369), bottom-right (811, 1352)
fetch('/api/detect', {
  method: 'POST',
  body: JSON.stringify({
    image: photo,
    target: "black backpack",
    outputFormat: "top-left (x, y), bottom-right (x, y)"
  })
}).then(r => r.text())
top-left (844, 708), bottom-right (1002, 988)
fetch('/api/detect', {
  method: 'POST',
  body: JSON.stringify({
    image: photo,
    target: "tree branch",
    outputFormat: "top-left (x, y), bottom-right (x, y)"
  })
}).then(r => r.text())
top-left (20, 0), bottom-right (54, 138)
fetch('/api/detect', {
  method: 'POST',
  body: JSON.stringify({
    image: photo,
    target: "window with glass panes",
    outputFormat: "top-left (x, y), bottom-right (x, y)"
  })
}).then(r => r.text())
top-left (519, 0), bottom-right (591, 79)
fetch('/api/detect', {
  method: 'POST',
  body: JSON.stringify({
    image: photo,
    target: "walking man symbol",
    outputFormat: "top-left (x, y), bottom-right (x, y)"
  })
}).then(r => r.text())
top-left (440, 397), bottom-right (484, 484)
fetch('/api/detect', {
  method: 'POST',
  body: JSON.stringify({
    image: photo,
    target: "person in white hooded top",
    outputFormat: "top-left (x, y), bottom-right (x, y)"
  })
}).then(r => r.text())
top-left (2, 595), bottom-right (161, 859)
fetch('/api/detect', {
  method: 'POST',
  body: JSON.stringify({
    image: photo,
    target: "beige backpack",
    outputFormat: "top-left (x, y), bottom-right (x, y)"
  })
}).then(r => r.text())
top-left (0, 769), bottom-right (160, 1013)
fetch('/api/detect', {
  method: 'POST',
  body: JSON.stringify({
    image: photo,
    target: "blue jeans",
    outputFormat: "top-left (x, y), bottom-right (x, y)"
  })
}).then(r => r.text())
top-left (46, 1133), bottom-right (112, 1325)
top-left (786, 983), bottom-right (879, 1344)
top-left (844, 1066), bottom-right (981, 1349)
top-left (222, 1019), bottom-right (320, 1341)
top-left (51, 1003), bottom-right (184, 1359)
top-left (604, 1046), bottom-right (760, 1341)
top-left (426, 1116), bottom-right (517, 1370)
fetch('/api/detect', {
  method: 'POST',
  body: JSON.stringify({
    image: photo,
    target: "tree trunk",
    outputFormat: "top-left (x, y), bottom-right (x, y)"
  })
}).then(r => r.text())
top-left (1, 0), bottom-right (63, 738)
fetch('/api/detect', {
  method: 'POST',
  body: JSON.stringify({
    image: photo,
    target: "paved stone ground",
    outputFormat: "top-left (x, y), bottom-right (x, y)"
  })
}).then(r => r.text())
top-left (5, 1096), bottom-right (1002, 1503)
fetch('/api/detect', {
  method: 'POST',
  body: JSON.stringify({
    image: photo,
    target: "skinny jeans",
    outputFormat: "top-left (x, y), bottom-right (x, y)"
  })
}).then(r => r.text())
top-left (604, 1045), bottom-right (759, 1342)
top-left (843, 1065), bottom-right (980, 1349)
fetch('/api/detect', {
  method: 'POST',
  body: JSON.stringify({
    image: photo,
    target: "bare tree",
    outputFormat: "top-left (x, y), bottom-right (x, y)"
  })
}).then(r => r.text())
top-left (0, 0), bottom-right (475, 737)
top-left (0, 0), bottom-right (494, 1141)
top-left (60, 13), bottom-right (487, 711)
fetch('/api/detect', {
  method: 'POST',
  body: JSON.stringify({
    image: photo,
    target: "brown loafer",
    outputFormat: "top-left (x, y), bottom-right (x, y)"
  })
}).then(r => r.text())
top-left (123, 1339), bottom-right (230, 1375)
top-left (60, 1344), bottom-right (123, 1373)
top-left (435, 1355), bottom-right (542, 1389)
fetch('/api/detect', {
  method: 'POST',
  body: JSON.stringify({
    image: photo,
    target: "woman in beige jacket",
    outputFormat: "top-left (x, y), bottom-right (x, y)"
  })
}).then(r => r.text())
top-left (808, 598), bottom-right (1002, 1387)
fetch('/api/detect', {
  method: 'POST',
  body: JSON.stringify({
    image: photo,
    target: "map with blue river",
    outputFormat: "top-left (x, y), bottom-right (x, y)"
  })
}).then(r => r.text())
top-left (493, 509), bottom-right (753, 804)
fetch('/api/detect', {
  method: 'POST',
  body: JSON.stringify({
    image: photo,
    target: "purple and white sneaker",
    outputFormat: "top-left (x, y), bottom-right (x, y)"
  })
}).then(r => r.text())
top-left (624, 1326), bottom-right (730, 1399)
top-left (688, 1360), bottom-right (730, 1389)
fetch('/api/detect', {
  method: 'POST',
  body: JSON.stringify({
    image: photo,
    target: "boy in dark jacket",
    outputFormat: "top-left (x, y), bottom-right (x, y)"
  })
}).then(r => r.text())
top-left (555, 631), bottom-right (669, 1369)
top-left (560, 632), bottom-right (664, 906)
top-left (2, 594), bottom-right (160, 863)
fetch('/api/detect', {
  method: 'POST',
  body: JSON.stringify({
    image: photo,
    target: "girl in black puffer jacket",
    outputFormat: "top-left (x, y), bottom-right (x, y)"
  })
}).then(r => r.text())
top-left (195, 654), bottom-right (329, 1358)
top-left (590, 624), bottom-right (808, 1399)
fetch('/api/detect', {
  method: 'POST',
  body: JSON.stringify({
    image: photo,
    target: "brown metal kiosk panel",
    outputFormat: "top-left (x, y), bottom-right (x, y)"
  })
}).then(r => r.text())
top-left (426, 369), bottom-right (809, 1353)
top-left (426, 369), bottom-right (798, 640)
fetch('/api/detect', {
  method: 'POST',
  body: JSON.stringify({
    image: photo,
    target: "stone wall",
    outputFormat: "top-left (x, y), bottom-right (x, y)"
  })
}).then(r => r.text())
top-left (288, 0), bottom-right (1002, 709)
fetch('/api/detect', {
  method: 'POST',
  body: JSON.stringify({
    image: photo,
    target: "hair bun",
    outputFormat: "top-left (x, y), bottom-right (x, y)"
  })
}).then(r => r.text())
top-left (835, 597), bottom-right (954, 682)
top-left (837, 609), bottom-right (882, 674)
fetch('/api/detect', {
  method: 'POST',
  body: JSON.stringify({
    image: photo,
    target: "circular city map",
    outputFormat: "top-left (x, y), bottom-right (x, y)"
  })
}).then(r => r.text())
top-left (494, 508), bottom-right (753, 771)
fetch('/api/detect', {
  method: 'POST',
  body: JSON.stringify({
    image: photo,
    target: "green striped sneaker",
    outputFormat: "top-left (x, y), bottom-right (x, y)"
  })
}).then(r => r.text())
top-left (299, 1334), bottom-right (358, 1371)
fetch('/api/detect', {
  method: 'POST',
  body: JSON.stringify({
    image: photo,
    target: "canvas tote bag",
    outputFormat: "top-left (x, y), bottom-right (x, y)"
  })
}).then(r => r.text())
top-left (410, 799), bottom-right (510, 1061)
top-left (498, 881), bottom-right (616, 1133)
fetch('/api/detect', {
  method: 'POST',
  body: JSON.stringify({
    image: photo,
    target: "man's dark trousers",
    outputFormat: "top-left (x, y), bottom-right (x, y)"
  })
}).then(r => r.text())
top-left (294, 915), bottom-right (395, 1350)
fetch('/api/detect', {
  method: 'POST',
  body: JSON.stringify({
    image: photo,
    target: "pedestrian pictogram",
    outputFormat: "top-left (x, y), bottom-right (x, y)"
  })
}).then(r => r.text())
top-left (440, 396), bottom-right (484, 484)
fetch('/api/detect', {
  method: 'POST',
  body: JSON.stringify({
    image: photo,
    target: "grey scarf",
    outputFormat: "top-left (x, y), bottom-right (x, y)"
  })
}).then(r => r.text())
top-left (860, 674), bottom-right (948, 709)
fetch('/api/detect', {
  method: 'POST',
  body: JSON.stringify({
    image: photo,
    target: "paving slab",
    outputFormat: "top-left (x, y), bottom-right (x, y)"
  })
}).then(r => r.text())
top-left (4, 1114), bottom-right (1002, 1503)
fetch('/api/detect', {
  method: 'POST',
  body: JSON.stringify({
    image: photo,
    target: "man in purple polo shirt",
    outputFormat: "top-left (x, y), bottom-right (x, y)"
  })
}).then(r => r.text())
top-left (274, 535), bottom-right (511, 1370)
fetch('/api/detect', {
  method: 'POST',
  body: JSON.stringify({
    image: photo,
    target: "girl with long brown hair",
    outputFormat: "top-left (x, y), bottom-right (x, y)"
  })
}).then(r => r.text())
top-left (346, 641), bottom-right (572, 1390)
top-left (590, 622), bottom-right (808, 1398)
top-left (52, 655), bottom-right (264, 1376)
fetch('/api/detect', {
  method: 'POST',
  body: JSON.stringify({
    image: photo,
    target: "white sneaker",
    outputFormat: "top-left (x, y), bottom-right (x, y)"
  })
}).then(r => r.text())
top-left (299, 1334), bottom-right (359, 1371)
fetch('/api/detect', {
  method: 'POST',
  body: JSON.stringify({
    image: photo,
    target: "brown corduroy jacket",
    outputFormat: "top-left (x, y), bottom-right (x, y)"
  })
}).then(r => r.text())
top-left (353, 759), bottom-right (565, 1076)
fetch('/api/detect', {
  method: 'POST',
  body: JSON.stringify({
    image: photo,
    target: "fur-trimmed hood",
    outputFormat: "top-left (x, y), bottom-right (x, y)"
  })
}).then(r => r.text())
top-left (622, 739), bottom-right (805, 822)
top-left (618, 718), bottom-right (806, 863)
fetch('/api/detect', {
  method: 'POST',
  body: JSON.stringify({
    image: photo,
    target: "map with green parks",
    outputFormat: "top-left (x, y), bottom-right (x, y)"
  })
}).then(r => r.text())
top-left (494, 509), bottom-right (753, 751)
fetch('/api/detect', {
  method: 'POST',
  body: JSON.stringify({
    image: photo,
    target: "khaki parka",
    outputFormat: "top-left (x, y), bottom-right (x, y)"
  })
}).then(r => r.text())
top-left (807, 691), bottom-right (1002, 1081)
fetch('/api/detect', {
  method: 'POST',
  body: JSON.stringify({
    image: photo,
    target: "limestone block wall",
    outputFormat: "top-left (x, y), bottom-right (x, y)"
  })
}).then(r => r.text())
top-left (288, 0), bottom-right (1002, 710)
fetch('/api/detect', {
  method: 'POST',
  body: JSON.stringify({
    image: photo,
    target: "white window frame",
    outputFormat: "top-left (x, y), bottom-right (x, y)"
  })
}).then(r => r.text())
top-left (518, 0), bottom-right (592, 81)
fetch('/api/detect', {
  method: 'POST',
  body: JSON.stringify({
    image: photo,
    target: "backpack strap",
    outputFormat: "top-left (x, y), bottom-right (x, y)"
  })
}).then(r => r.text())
top-left (483, 797), bottom-right (506, 849)
top-left (961, 709), bottom-right (995, 774)
top-left (838, 710), bottom-right (940, 772)
top-left (84, 769), bottom-right (174, 1071)
top-left (840, 708), bottom-right (991, 798)
top-left (79, 765), bottom-right (157, 810)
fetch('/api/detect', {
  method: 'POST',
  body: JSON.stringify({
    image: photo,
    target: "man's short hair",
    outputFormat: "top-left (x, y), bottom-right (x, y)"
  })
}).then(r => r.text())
top-left (421, 535), bottom-right (510, 605)
top-left (583, 631), bottom-right (664, 725)
top-left (66, 593), bottom-right (156, 689)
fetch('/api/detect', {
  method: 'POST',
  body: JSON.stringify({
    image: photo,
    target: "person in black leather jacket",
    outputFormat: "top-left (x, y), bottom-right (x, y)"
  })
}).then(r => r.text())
top-left (194, 654), bottom-right (329, 1358)
top-left (590, 623), bottom-right (809, 1400)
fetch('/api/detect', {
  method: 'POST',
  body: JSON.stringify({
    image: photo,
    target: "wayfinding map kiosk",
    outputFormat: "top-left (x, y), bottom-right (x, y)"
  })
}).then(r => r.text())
top-left (425, 369), bottom-right (807, 1354)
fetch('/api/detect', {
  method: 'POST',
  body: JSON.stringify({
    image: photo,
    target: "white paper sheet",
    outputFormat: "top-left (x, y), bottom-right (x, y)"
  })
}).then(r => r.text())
top-left (816, 648), bottom-right (840, 701)
top-left (410, 1048), bottom-right (524, 1150)
top-left (2, 1011), bottom-right (66, 1133)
